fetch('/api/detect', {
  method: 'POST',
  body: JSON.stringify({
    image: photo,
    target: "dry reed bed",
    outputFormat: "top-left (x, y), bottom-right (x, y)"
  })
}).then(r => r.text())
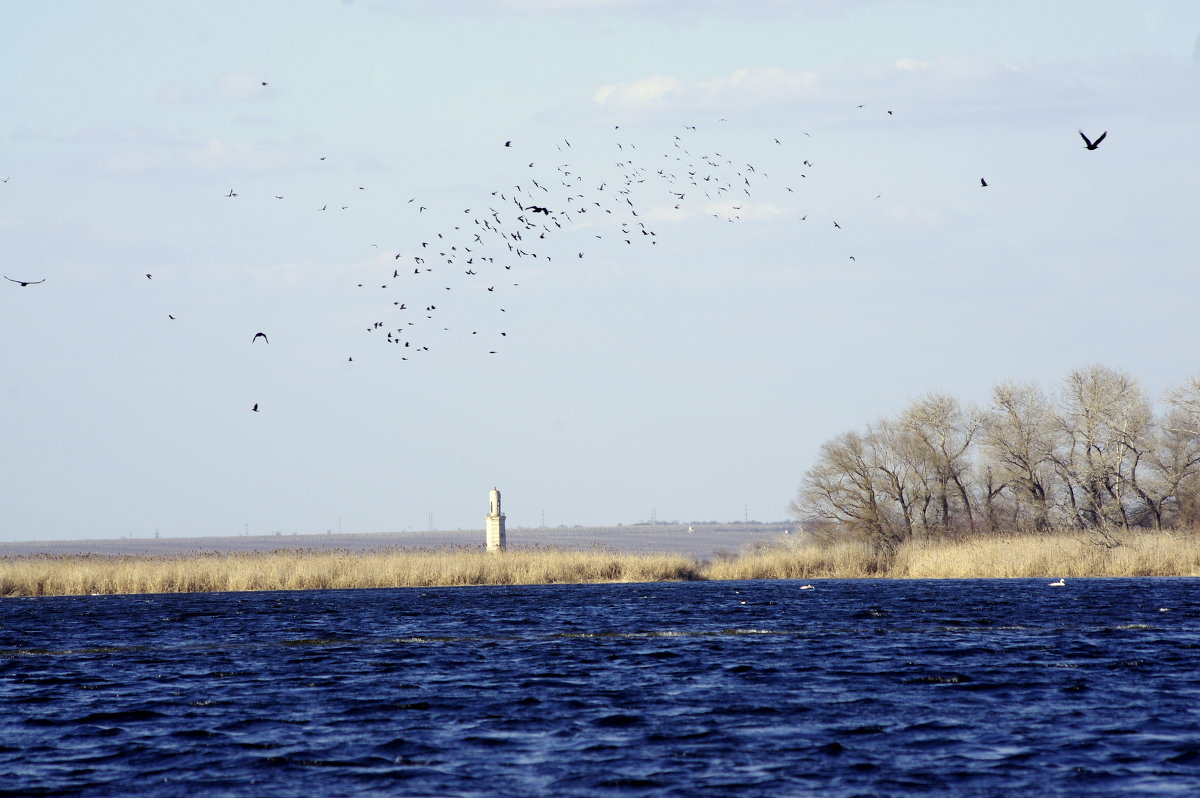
top-left (0, 548), bottom-right (702, 597)
top-left (3, 532), bottom-right (1199, 597)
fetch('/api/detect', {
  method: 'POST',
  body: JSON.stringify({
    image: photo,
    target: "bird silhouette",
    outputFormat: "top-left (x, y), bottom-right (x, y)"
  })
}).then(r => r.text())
top-left (251, 403), bottom-right (259, 412)
top-left (252, 332), bottom-right (268, 344)
top-left (4, 276), bottom-right (45, 286)
top-left (1079, 130), bottom-right (1107, 150)
top-left (980, 178), bottom-right (988, 187)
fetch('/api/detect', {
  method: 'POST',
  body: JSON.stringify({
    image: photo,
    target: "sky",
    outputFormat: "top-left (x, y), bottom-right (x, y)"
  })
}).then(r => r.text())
top-left (2, 0), bottom-right (1199, 541)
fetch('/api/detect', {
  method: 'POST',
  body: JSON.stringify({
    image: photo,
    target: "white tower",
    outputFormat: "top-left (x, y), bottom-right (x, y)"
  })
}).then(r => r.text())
top-left (486, 487), bottom-right (506, 551)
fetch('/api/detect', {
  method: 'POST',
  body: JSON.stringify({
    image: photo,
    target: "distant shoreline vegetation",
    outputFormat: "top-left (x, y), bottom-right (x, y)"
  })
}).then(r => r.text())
top-left (3, 530), bottom-right (1199, 597)
top-left (792, 366), bottom-right (1200, 553)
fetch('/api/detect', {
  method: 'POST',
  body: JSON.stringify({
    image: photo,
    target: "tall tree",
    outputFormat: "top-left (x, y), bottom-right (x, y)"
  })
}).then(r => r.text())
top-left (1055, 366), bottom-right (1151, 528)
top-left (980, 382), bottom-right (1060, 531)
top-left (897, 394), bottom-right (979, 534)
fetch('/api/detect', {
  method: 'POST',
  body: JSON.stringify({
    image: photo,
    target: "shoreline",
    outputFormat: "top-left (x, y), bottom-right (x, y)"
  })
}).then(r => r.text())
top-left (3, 530), bottom-right (1199, 597)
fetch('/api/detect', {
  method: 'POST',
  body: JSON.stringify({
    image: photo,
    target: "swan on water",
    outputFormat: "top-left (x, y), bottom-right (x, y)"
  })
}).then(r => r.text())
top-left (1048, 578), bottom-right (1066, 587)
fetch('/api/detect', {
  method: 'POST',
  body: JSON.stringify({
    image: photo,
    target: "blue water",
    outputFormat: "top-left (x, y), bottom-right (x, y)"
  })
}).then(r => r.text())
top-left (3, 578), bottom-right (1200, 796)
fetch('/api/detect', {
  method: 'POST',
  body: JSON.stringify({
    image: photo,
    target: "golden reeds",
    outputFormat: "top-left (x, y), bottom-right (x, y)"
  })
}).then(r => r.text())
top-left (0, 547), bottom-right (702, 597)
top-left (3, 530), bottom-right (1199, 597)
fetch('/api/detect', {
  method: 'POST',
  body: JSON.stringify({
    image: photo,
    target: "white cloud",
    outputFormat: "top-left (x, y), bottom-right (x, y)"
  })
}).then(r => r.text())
top-left (594, 74), bottom-right (685, 108)
top-left (698, 66), bottom-right (821, 100)
top-left (184, 138), bottom-right (294, 171)
top-left (589, 55), bottom-right (1191, 124)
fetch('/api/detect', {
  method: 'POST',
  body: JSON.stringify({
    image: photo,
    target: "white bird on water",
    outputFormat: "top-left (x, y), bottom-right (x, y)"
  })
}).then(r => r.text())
top-left (1048, 578), bottom-right (1066, 587)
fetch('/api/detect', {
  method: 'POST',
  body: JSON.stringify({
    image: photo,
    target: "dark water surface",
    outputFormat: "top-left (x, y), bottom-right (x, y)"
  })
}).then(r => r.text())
top-left (3, 579), bottom-right (1200, 796)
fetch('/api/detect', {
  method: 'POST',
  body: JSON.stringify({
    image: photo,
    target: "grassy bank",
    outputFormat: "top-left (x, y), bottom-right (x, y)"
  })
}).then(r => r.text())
top-left (2, 531), bottom-right (1199, 597)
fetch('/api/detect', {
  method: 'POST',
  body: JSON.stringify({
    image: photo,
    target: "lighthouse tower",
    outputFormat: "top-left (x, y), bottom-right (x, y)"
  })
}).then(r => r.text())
top-left (485, 488), bottom-right (506, 552)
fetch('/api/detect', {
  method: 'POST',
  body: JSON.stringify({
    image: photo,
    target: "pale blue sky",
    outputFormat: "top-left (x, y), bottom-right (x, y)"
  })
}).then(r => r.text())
top-left (2, 1), bottom-right (1198, 540)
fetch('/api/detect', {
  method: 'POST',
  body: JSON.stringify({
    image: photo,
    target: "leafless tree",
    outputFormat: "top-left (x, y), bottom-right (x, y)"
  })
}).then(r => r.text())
top-left (1054, 365), bottom-right (1151, 529)
top-left (897, 394), bottom-right (979, 534)
top-left (980, 382), bottom-right (1060, 531)
top-left (791, 427), bottom-right (911, 552)
top-left (793, 368), bottom-right (1200, 548)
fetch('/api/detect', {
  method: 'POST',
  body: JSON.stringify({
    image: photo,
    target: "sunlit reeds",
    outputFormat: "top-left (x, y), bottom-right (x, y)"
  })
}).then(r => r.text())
top-left (890, 530), bottom-right (1200, 579)
top-left (0, 546), bottom-right (702, 597)
top-left (3, 530), bottom-right (1199, 597)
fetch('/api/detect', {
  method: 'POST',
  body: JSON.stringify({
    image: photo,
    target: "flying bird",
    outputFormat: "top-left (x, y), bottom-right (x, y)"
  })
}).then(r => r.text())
top-left (252, 332), bottom-right (268, 344)
top-left (4, 276), bottom-right (45, 286)
top-left (251, 403), bottom-right (259, 412)
top-left (980, 178), bottom-right (988, 187)
top-left (1079, 130), bottom-right (1107, 150)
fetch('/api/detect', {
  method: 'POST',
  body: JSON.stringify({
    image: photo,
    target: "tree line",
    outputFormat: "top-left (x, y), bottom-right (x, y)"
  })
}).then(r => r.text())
top-left (791, 366), bottom-right (1200, 550)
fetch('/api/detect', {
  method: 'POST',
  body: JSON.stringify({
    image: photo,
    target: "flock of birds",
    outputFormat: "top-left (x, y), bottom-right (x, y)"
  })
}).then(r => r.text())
top-left (2, 78), bottom-right (1109, 414)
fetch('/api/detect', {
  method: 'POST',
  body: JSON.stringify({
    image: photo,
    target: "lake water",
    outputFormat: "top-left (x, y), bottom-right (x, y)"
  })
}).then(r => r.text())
top-left (3, 578), bottom-right (1199, 796)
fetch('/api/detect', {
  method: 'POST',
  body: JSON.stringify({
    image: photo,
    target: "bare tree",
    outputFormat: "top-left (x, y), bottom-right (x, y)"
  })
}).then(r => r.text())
top-left (791, 427), bottom-right (912, 552)
top-left (897, 394), bottom-right (979, 534)
top-left (980, 382), bottom-right (1060, 531)
top-left (1055, 365), bottom-right (1152, 529)
top-left (1126, 378), bottom-right (1200, 528)
top-left (793, 368), bottom-right (1200, 547)
top-left (1165, 378), bottom-right (1200, 436)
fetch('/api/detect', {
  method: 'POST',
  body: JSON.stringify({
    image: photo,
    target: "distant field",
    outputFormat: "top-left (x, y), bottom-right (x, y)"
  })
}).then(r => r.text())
top-left (0, 523), bottom-right (794, 560)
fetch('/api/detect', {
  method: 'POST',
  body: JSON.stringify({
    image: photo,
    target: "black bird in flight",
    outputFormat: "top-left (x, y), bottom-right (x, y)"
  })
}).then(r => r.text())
top-left (4, 275), bottom-right (45, 286)
top-left (1079, 130), bottom-right (1107, 150)
top-left (252, 332), bottom-right (268, 344)
top-left (251, 403), bottom-right (259, 412)
top-left (980, 178), bottom-right (988, 187)
top-left (504, 140), bottom-right (512, 147)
